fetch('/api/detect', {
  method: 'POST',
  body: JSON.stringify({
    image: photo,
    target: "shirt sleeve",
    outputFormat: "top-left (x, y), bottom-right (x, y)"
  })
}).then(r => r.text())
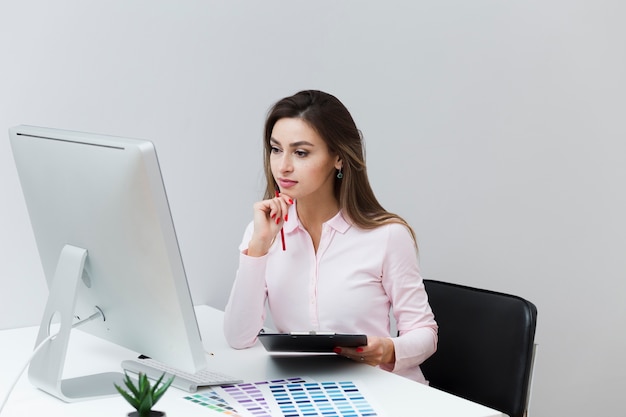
top-left (378, 224), bottom-right (438, 374)
top-left (223, 222), bottom-right (269, 349)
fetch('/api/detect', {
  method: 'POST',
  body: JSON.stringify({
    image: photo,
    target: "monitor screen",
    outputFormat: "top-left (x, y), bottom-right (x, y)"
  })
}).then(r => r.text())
top-left (9, 125), bottom-right (208, 401)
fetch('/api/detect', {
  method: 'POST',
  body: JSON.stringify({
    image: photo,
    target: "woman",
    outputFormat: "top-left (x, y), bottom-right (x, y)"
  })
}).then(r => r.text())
top-left (224, 90), bottom-right (437, 383)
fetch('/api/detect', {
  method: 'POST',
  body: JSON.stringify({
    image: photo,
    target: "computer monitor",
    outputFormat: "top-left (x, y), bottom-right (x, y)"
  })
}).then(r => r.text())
top-left (9, 125), bottom-right (208, 402)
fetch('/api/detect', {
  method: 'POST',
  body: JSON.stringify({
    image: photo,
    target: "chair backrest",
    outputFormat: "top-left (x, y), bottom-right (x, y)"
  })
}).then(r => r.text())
top-left (420, 279), bottom-right (537, 417)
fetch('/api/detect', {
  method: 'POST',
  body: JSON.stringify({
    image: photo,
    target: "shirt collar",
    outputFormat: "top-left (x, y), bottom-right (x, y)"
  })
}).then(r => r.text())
top-left (284, 203), bottom-right (351, 234)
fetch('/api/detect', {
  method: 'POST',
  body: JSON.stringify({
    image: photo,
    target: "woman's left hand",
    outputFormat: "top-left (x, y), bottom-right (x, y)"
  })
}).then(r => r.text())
top-left (334, 336), bottom-right (395, 366)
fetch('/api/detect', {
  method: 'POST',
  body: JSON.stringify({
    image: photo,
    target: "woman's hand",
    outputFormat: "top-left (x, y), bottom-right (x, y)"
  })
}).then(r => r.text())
top-left (334, 336), bottom-right (396, 367)
top-left (247, 192), bottom-right (293, 257)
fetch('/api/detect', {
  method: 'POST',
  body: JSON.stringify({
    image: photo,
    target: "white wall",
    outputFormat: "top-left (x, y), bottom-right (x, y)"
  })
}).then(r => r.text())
top-left (1, 1), bottom-right (624, 416)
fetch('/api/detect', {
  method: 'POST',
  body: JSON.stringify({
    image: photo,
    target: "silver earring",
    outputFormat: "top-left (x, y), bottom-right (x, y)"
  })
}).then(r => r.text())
top-left (337, 168), bottom-right (343, 179)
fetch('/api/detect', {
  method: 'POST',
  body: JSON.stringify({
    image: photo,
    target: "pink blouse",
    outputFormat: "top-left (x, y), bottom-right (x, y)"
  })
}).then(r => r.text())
top-left (224, 205), bottom-right (438, 384)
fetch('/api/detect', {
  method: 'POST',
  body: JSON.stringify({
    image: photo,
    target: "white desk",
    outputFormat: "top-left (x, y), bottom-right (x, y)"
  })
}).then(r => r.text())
top-left (0, 306), bottom-right (505, 417)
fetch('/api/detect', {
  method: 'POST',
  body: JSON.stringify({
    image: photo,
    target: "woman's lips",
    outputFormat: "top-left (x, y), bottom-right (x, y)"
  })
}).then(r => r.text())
top-left (278, 178), bottom-right (297, 189)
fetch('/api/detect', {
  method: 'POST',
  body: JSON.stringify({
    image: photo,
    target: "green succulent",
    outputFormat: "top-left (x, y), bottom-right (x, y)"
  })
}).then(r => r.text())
top-left (114, 372), bottom-right (174, 417)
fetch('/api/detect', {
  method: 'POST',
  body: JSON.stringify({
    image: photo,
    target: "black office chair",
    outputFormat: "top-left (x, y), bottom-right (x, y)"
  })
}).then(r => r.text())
top-left (420, 279), bottom-right (537, 417)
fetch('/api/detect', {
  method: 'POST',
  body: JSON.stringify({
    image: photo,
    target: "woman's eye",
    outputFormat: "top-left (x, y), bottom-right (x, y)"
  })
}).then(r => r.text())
top-left (295, 150), bottom-right (309, 157)
top-left (270, 146), bottom-right (282, 154)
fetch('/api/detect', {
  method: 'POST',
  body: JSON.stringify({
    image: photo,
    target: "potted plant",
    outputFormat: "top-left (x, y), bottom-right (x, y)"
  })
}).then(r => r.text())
top-left (114, 372), bottom-right (175, 417)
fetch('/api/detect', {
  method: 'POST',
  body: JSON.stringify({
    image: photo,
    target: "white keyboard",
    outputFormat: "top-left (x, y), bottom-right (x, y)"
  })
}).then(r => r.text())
top-left (121, 357), bottom-right (243, 393)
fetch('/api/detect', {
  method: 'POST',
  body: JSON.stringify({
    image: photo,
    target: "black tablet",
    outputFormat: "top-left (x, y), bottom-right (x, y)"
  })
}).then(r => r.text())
top-left (258, 332), bottom-right (367, 353)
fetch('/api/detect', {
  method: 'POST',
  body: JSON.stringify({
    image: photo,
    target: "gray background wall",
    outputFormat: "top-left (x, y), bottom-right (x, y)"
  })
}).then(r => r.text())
top-left (1, 1), bottom-right (624, 416)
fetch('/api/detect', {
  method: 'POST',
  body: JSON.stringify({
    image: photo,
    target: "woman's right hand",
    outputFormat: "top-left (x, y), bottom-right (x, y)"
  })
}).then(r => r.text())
top-left (247, 192), bottom-right (293, 257)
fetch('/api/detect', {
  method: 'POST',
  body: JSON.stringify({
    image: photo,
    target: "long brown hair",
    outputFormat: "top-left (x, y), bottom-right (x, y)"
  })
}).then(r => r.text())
top-left (263, 90), bottom-right (416, 244)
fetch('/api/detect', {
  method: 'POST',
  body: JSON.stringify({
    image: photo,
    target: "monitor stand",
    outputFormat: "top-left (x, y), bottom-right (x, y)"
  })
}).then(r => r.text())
top-left (28, 244), bottom-right (124, 402)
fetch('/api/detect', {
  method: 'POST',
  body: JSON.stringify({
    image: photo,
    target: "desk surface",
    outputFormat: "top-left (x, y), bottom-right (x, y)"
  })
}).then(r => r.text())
top-left (0, 306), bottom-right (504, 417)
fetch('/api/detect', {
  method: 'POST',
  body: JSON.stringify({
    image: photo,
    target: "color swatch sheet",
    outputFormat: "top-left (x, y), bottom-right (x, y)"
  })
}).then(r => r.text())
top-left (184, 377), bottom-right (307, 417)
top-left (184, 390), bottom-right (242, 416)
top-left (217, 377), bottom-right (308, 416)
top-left (258, 380), bottom-right (384, 417)
top-left (184, 378), bottom-right (386, 417)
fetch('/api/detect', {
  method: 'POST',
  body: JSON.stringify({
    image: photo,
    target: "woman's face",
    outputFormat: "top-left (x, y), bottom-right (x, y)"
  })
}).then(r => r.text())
top-left (269, 117), bottom-right (341, 202)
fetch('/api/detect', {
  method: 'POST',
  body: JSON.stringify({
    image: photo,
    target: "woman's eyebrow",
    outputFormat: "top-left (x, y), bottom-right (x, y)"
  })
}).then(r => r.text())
top-left (270, 137), bottom-right (315, 148)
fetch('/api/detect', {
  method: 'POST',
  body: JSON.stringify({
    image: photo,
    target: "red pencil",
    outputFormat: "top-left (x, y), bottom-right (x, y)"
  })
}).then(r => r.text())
top-left (275, 190), bottom-right (286, 251)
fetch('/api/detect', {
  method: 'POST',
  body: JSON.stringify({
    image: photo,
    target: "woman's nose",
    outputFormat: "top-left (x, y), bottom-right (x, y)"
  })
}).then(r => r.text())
top-left (279, 155), bottom-right (293, 172)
